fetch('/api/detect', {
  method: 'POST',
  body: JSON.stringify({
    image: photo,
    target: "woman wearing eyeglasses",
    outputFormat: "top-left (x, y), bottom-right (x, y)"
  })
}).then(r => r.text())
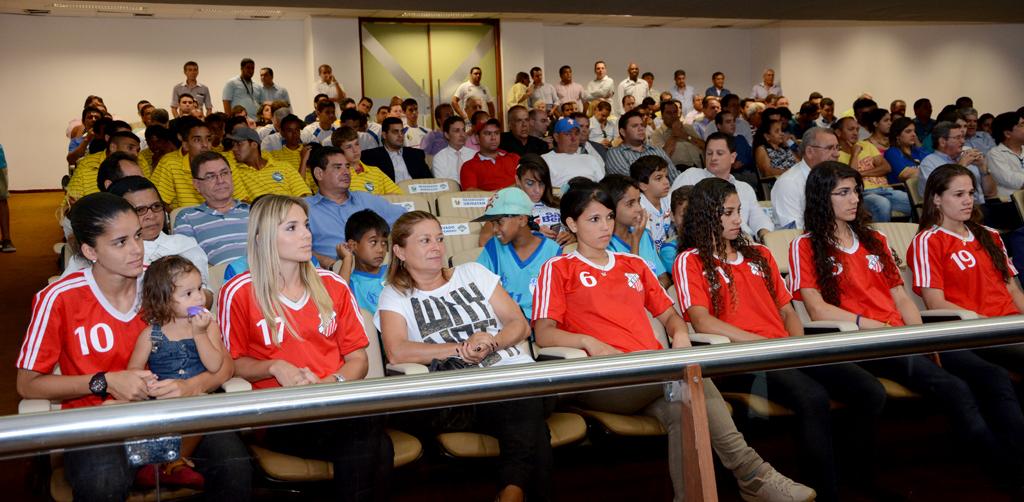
top-left (64, 176), bottom-right (213, 306)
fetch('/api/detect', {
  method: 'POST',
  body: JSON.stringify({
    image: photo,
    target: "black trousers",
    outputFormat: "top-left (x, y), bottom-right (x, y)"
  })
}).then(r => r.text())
top-left (720, 363), bottom-right (886, 502)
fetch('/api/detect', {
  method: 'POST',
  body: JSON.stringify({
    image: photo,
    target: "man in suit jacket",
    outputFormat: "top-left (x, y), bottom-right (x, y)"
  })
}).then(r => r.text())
top-left (360, 117), bottom-right (432, 182)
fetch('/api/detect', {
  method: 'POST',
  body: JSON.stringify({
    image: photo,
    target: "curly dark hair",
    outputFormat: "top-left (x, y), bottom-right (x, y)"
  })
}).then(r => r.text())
top-left (141, 255), bottom-right (201, 326)
top-left (680, 178), bottom-right (776, 315)
top-left (803, 161), bottom-right (900, 305)
top-left (919, 164), bottom-right (1012, 281)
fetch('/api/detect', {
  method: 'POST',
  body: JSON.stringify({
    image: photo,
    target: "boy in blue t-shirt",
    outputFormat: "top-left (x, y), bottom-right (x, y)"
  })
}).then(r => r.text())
top-left (474, 187), bottom-right (562, 319)
top-left (339, 209), bottom-right (390, 313)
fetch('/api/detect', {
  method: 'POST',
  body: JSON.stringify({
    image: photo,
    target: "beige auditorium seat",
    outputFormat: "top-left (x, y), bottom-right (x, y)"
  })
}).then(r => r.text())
top-left (436, 216), bottom-right (483, 263)
top-left (761, 229), bottom-right (803, 276)
top-left (248, 310), bottom-right (424, 482)
top-left (538, 311), bottom-right (729, 436)
top-left (905, 176), bottom-right (923, 218)
top-left (436, 191), bottom-right (495, 219)
top-left (397, 177), bottom-right (460, 194)
top-left (381, 193), bottom-right (437, 215)
top-left (450, 246), bottom-right (483, 267)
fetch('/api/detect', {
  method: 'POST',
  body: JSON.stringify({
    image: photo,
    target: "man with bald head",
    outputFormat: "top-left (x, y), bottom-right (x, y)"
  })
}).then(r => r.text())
top-left (771, 127), bottom-right (841, 228)
top-left (616, 63), bottom-right (649, 115)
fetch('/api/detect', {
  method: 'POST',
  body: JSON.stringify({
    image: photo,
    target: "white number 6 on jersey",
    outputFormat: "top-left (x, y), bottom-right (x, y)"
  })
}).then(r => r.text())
top-left (579, 271), bottom-right (597, 288)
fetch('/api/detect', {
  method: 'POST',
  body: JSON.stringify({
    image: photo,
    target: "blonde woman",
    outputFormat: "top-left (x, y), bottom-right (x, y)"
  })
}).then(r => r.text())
top-left (375, 210), bottom-right (552, 502)
top-left (218, 194), bottom-right (391, 499)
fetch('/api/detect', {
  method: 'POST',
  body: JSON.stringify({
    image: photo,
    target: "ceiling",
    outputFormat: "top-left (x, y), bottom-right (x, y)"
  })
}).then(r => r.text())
top-left (3, 0), bottom-right (1023, 25)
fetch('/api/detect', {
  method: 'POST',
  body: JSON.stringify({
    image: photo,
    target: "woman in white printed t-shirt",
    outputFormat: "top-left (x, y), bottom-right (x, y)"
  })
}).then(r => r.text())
top-left (375, 210), bottom-right (553, 501)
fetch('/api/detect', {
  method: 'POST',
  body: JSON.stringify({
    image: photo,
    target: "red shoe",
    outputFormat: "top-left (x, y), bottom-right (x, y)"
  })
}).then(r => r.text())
top-left (161, 459), bottom-right (205, 489)
top-left (134, 464), bottom-right (157, 488)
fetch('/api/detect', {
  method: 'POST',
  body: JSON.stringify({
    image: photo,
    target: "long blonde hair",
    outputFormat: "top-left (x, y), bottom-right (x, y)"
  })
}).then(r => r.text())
top-left (248, 195), bottom-right (334, 342)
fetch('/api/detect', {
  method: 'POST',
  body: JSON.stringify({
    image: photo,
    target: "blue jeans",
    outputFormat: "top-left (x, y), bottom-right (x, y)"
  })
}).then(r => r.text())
top-left (863, 187), bottom-right (912, 222)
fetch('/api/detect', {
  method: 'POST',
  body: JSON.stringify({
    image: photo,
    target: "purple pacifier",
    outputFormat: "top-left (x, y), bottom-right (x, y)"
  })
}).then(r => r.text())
top-left (187, 306), bottom-right (205, 317)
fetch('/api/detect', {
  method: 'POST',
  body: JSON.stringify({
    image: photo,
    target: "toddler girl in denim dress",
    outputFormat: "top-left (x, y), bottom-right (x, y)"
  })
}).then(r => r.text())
top-left (128, 256), bottom-right (228, 489)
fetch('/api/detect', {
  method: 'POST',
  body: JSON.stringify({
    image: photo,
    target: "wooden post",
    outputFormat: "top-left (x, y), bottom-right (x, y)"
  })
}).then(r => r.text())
top-left (680, 363), bottom-right (717, 501)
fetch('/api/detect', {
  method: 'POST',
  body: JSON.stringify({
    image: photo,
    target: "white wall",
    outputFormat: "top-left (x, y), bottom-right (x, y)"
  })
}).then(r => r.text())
top-left (539, 25), bottom-right (755, 102)
top-left (3, 13), bottom-right (1022, 190)
top-left (777, 24), bottom-right (1024, 115)
top-left (0, 14), bottom-right (311, 190)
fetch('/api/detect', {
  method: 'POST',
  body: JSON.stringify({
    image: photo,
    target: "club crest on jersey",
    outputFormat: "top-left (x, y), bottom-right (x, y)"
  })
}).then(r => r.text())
top-left (749, 262), bottom-right (765, 278)
top-left (624, 272), bottom-right (643, 292)
top-left (829, 256), bottom-right (844, 276)
top-left (364, 181), bottom-right (375, 192)
top-left (272, 171), bottom-right (284, 182)
top-left (866, 254), bottom-right (883, 273)
top-left (319, 310), bottom-right (338, 336)
top-left (529, 277), bottom-right (538, 294)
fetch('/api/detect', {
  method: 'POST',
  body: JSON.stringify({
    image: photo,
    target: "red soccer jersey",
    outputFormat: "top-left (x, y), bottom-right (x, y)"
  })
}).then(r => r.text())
top-left (532, 251), bottom-right (675, 353)
top-left (218, 269), bottom-right (368, 389)
top-left (674, 245), bottom-right (792, 339)
top-left (460, 150), bottom-right (519, 191)
top-left (908, 225), bottom-right (1019, 317)
top-left (789, 231), bottom-right (905, 326)
top-left (17, 270), bottom-right (148, 409)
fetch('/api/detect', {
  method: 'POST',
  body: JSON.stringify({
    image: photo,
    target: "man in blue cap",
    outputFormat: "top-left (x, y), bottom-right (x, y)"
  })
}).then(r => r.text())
top-left (541, 117), bottom-right (605, 188)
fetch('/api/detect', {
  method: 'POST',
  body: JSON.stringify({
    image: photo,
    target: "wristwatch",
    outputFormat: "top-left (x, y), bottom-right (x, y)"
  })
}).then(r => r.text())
top-left (89, 372), bottom-right (108, 398)
top-left (332, 374), bottom-right (345, 383)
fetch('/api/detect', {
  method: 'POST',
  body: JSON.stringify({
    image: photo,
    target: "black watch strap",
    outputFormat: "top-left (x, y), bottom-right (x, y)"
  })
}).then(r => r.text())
top-left (89, 372), bottom-right (108, 398)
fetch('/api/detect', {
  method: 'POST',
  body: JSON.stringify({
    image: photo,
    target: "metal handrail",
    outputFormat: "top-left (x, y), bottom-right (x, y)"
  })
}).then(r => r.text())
top-left (1, 316), bottom-right (1023, 458)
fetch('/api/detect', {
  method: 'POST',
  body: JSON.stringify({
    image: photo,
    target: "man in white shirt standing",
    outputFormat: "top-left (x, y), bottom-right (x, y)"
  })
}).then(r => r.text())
top-left (771, 127), bottom-right (840, 229)
top-left (616, 63), bottom-right (649, 116)
top-left (452, 66), bottom-right (496, 119)
top-left (751, 68), bottom-right (783, 102)
top-left (527, 67), bottom-right (558, 112)
top-left (669, 70), bottom-right (696, 116)
top-left (583, 61), bottom-right (615, 113)
top-left (671, 132), bottom-right (774, 239)
top-left (641, 72), bottom-right (660, 101)
top-left (555, 65), bottom-right (585, 114)
top-left (431, 116), bottom-right (477, 184)
top-left (171, 61), bottom-right (213, 118)
top-left (541, 118), bottom-right (604, 188)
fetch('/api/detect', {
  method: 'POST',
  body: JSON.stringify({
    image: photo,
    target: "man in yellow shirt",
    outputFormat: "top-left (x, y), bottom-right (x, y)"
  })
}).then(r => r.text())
top-left (229, 127), bottom-right (311, 199)
top-left (66, 130), bottom-right (151, 201)
top-left (330, 126), bottom-right (402, 195)
top-left (151, 116), bottom-right (247, 209)
top-left (267, 114), bottom-right (314, 191)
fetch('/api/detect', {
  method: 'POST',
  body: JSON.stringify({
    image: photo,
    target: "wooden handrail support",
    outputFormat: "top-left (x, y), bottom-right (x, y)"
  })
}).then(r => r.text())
top-left (680, 363), bottom-right (717, 502)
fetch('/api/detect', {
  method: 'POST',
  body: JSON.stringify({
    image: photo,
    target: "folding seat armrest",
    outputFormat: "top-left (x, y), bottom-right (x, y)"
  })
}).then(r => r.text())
top-left (688, 333), bottom-right (731, 345)
top-left (535, 347), bottom-right (589, 360)
top-left (221, 377), bottom-right (252, 393)
top-left (386, 363), bottom-right (430, 376)
top-left (18, 399), bottom-right (53, 414)
top-left (803, 320), bottom-right (859, 334)
top-left (919, 309), bottom-right (980, 322)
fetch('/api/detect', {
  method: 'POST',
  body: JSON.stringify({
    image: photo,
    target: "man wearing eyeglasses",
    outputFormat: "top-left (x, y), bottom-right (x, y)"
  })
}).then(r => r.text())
top-left (173, 151), bottom-right (251, 266)
top-left (152, 116), bottom-right (246, 209)
top-left (771, 127), bottom-right (841, 229)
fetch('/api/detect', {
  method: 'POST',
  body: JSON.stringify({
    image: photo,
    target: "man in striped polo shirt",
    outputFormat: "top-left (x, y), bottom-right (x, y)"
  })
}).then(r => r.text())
top-left (229, 127), bottom-right (311, 199)
top-left (173, 151), bottom-right (249, 266)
